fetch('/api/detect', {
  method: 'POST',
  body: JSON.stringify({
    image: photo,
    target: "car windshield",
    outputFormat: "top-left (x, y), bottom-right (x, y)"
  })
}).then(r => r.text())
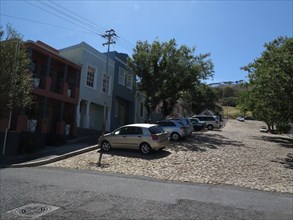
top-left (149, 125), bottom-right (164, 134)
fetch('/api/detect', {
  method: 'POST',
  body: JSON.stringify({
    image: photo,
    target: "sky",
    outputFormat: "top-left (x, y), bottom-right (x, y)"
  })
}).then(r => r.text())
top-left (1, 0), bottom-right (292, 83)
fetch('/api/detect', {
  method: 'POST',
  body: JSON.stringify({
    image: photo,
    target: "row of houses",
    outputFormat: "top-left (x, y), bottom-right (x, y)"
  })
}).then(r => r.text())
top-left (0, 40), bottom-right (185, 155)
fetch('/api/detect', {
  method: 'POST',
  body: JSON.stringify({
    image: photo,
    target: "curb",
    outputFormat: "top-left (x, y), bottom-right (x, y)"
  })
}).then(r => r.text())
top-left (4, 145), bottom-right (99, 168)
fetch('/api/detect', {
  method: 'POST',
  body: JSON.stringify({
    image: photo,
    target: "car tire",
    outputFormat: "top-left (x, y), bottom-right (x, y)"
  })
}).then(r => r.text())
top-left (101, 141), bottom-right (111, 152)
top-left (207, 124), bottom-right (214, 130)
top-left (140, 143), bottom-right (152, 155)
top-left (171, 132), bottom-right (180, 141)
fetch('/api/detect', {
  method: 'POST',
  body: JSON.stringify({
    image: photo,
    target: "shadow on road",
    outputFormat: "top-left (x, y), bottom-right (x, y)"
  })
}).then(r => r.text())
top-left (272, 153), bottom-right (293, 169)
top-left (251, 136), bottom-right (293, 148)
top-left (169, 133), bottom-right (245, 152)
top-left (96, 148), bottom-right (171, 161)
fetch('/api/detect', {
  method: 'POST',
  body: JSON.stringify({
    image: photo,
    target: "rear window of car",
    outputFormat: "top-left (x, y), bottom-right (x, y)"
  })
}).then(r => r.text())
top-left (156, 121), bottom-right (175, 127)
top-left (196, 116), bottom-right (215, 121)
top-left (149, 126), bottom-right (164, 134)
top-left (177, 121), bottom-right (185, 126)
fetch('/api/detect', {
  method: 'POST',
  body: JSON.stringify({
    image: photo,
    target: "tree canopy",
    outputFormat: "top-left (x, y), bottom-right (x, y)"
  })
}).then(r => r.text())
top-left (182, 84), bottom-right (222, 115)
top-left (128, 39), bottom-right (214, 117)
top-left (0, 24), bottom-right (32, 117)
top-left (241, 36), bottom-right (293, 132)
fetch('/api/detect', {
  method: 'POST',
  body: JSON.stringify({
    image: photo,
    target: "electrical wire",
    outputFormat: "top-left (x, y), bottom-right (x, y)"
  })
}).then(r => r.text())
top-left (19, 0), bottom-right (136, 53)
top-left (48, 0), bottom-right (107, 34)
top-left (23, 0), bottom-right (98, 35)
top-left (0, 14), bottom-right (97, 35)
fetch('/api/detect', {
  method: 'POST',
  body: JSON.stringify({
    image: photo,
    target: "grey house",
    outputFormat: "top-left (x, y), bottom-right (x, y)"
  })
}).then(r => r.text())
top-left (106, 52), bottom-right (136, 131)
top-left (60, 42), bottom-right (114, 133)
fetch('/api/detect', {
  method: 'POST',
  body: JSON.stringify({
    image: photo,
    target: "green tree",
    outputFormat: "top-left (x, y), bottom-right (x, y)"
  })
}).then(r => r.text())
top-left (222, 86), bottom-right (234, 98)
top-left (182, 84), bottom-right (222, 115)
top-left (0, 24), bottom-right (32, 117)
top-left (128, 39), bottom-right (214, 117)
top-left (241, 36), bottom-right (293, 133)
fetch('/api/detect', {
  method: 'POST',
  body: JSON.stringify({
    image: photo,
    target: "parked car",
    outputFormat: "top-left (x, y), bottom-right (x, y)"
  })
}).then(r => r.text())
top-left (98, 123), bottom-right (169, 155)
top-left (259, 126), bottom-right (268, 133)
top-left (236, 116), bottom-right (245, 122)
top-left (169, 118), bottom-right (194, 134)
top-left (155, 119), bottom-right (189, 141)
top-left (189, 117), bottom-right (206, 131)
top-left (192, 115), bottom-right (221, 130)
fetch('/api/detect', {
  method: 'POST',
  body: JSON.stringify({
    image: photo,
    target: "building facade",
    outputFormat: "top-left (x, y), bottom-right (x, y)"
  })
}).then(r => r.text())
top-left (60, 42), bottom-right (114, 133)
top-left (0, 40), bottom-right (81, 155)
top-left (106, 52), bottom-right (136, 131)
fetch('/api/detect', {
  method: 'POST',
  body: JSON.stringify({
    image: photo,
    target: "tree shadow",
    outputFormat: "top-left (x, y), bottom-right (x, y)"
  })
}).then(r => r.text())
top-left (96, 148), bottom-right (171, 161)
top-left (272, 153), bottom-right (293, 169)
top-left (252, 136), bottom-right (293, 148)
top-left (168, 133), bottom-right (244, 152)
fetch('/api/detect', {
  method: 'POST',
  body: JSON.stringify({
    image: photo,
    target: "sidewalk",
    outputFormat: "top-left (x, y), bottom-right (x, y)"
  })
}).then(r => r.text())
top-left (0, 137), bottom-right (99, 168)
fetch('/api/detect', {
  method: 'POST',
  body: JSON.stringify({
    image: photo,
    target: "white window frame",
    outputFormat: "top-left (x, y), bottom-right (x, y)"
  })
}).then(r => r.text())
top-left (86, 65), bottom-right (96, 89)
top-left (118, 67), bottom-right (125, 86)
top-left (125, 72), bottom-right (133, 90)
top-left (102, 73), bottom-right (110, 94)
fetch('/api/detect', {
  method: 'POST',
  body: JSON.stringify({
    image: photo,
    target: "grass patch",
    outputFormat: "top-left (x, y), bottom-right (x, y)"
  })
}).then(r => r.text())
top-left (221, 106), bottom-right (252, 119)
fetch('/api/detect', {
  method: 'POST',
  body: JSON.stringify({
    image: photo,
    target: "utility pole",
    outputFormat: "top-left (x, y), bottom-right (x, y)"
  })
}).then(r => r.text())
top-left (101, 29), bottom-right (116, 134)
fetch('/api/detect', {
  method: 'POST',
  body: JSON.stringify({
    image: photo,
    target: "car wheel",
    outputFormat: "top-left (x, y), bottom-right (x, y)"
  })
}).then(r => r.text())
top-left (171, 132), bottom-right (180, 141)
top-left (140, 143), bottom-right (152, 155)
top-left (207, 125), bottom-right (214, 130)
top-left (101, 141), bottom-right (111, 152)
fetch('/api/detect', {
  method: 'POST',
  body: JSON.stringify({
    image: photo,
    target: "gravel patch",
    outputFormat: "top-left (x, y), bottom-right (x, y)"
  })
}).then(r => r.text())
top-left (45, 120), bottom-right (293, 193)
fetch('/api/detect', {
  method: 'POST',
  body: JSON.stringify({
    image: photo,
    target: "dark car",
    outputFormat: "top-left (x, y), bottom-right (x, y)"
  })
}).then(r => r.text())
top-left (189, 118), bottom-right (206, 131)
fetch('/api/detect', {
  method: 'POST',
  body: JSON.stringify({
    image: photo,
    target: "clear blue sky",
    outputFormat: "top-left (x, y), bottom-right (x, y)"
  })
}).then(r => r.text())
top-left (1, 0), bottom-right (292, 83)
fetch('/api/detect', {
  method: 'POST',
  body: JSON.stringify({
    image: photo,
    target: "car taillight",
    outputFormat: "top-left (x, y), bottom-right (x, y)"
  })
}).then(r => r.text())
top-left (151, 134), bottom-right (158, 140)
top-left (180, 127), bottom-right (184, 131)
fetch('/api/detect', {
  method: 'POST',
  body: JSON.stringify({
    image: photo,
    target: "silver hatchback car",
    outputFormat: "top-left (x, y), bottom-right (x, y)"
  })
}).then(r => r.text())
top-left (98, 123), bottom-right (169, 155)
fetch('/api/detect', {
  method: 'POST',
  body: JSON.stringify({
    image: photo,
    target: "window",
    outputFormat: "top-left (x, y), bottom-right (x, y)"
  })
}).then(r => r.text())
top-left (120, 126), bottom-right (143, 135)
top-left (118, 67), bottom-right (125, 86)
top-left (102, 74), bottom-right (110, 94)
top-left (140, 102), bottom-right (144, 117)
top-left (125, 73), bottom-right (133, 89)
top-left (149, 126), bottom-right (164, 134)
top-left (86, 66), bottom-right (96, 88)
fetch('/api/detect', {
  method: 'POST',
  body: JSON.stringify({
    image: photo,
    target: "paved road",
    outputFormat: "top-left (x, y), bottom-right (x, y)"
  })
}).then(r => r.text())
top-left (1, 167), bottom-right (292, 219)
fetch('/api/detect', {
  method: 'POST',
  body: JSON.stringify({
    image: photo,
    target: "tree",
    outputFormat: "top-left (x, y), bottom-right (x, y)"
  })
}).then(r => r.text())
top-left (0, 24), bottom-right (32, 117)
top-left (241, 36), bottom-right (293, 133)
top-left (182, 84), bottom-right (222, 115)
top-left (128, 39), bottom-right (214, 117)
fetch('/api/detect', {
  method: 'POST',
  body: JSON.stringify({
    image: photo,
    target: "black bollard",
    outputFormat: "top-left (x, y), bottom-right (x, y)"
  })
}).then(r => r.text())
top-left (97, 151), bottom-right (103, 167)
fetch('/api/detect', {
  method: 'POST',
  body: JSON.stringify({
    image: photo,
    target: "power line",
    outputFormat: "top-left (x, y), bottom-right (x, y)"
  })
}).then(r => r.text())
top-left (0, 14), bottom-right (97, 35)
top-left (39, 1), bottom-right (104, 35)
top-left (23, 0), bottom-right (98, 35)
top-left (19, 0), bottom-right (136, 53)
top-left (48, 0), bottom-right (107, 34)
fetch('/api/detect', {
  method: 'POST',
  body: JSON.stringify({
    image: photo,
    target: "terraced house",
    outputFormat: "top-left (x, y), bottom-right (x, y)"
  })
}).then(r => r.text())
top-left (106, 51), bottom-right (136, 131)
top-left (60, 42), bottom-right (115, 134)
top-left (0, 40), bottom-right (81, 155)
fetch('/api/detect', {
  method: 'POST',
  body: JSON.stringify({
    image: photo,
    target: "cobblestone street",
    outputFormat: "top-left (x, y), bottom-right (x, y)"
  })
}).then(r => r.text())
top-left (45, 120), bottom-right (293, 193)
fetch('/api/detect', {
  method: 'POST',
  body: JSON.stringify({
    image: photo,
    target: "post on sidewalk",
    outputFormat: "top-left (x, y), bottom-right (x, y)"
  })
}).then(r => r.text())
top-left (97, 150), bottom-right (103, 167)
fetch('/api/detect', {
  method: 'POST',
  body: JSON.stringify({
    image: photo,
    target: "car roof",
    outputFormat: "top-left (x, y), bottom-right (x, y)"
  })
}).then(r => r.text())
top-left (122, 123), bottom-right (158, 128)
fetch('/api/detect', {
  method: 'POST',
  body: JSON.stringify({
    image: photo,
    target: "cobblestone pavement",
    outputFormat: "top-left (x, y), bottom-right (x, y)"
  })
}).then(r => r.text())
top-left (45, 120), bottom-right (293, 193)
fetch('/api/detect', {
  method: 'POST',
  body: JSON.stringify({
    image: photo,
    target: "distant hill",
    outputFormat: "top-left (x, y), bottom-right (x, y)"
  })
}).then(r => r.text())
top-left (208, 80), bottom-right (246, 87)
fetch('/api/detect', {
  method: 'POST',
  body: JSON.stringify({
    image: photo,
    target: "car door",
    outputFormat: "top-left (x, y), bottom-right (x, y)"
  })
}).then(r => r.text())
top-left (113, 126), bottom-right (143, 149)
top-left (109, 127), bottom-right (126, 148)
top-left (123, 126), bottom-right (143, 150)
